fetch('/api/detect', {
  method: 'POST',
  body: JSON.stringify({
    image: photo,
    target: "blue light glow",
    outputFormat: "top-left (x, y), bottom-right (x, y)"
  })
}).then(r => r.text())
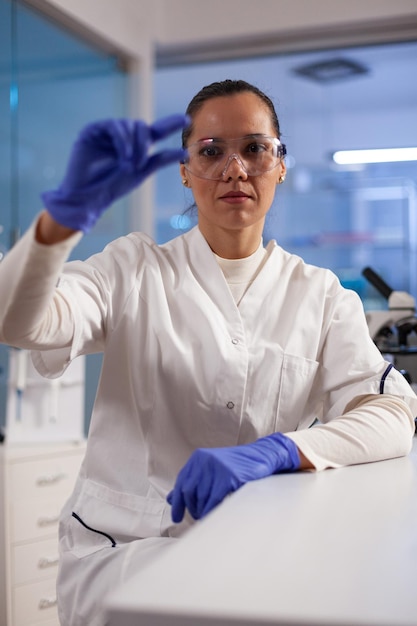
top-left (170, 214), bottom-right (192, 230)
top-left (9, 83), bottom-right (18, 110)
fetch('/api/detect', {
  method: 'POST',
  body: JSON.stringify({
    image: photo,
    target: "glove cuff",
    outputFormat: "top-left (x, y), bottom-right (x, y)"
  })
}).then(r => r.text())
top-left (258, 432), bottom-right (301, 473)
top-left (41, 190), bottom-right (98, 233)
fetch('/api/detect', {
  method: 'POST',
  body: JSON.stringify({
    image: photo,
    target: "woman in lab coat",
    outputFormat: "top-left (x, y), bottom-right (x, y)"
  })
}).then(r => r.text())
top-left (0, 79), bottom-right (416, 626)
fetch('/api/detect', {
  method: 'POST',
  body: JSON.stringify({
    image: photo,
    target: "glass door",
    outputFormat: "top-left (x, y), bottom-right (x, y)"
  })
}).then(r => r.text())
top-left (0, 0), bottom-right (129, 435)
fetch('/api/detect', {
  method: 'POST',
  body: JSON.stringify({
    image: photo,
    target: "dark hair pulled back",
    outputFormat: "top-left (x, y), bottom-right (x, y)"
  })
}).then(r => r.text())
top-left (182, 79), bottom-right (281, 147)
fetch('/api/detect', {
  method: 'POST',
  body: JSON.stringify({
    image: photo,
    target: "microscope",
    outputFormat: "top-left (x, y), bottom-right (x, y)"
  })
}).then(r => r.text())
top-left (362, 267), bottom-right (417, 390)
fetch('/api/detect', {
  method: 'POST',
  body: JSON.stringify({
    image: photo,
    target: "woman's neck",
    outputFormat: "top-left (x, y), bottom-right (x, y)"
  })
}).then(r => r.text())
top-left (198, 222), bottom-right (265, 259)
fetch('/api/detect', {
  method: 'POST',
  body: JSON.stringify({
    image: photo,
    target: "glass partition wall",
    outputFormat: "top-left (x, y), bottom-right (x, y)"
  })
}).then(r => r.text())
top-left (0, 0), bottom-right (129, 435)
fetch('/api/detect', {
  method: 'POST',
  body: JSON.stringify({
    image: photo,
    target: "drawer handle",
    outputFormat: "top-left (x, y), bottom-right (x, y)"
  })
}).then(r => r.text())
top-left (39, 597), bottom-right (57, 610)
top-left (36, 472), bottom-right (67, 486)
top-left (37, 515), bottom-right (60, 527)
top-left (38, 556), bottom-right (59, 569)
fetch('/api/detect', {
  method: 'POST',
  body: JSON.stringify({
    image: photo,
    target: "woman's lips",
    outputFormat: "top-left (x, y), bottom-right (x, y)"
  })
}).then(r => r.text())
top-left (219, 191), bottom-right (250, 203)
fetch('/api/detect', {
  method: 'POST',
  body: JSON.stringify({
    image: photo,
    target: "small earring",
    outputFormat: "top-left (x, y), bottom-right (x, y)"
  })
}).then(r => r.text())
top-left (182, 178), bottom-right (189, 187)
top-left (278, 175), bottom-right (286, 184)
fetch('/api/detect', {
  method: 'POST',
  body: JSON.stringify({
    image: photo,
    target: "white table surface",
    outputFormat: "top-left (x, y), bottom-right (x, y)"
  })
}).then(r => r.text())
top-left (106, 438), bottom-right (417, 626)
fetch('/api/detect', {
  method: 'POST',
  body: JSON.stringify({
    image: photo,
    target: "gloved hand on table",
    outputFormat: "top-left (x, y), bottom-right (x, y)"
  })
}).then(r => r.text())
top-left (41, 114), bottom-right (188, 233)
top-left (167, 433), bottom-right (300, 523)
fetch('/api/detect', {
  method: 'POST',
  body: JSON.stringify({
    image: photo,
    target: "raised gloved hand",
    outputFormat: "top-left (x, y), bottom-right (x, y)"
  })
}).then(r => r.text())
top-left (167, 433), bottom-right (300, 523)
top-left (41, 114), bottom-right (188, 233)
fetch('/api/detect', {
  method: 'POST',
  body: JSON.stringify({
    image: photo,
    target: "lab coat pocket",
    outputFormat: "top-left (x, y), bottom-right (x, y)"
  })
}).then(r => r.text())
top-left (66, 478), bottom-right (166, 559)
top-left (276, 353), bottom-right (320, 431)
top-left (67, 510), bottom-right (116, 559)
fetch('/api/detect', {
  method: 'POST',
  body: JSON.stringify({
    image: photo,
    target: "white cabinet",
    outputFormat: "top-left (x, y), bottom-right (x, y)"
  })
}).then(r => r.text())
top-left (0, 441), bottom-right (86, 626)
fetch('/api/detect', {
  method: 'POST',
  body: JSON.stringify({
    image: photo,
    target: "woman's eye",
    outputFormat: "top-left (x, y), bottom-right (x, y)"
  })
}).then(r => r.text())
top-left (200, 146), bottom-right (223, 158)
top-left (246, 142), bottom-right (266, 154)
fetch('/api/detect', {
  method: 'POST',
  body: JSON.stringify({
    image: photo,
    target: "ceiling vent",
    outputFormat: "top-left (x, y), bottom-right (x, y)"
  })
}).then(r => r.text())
top-left (292, 58), bottom-right (369, 83)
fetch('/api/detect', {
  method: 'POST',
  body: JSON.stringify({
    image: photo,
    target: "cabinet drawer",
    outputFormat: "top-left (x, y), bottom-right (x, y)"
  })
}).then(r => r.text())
top-left (13, 578), bottom-right (58, 626)
top-left (9, 453), bottom-right (83, 501)
top-left (13, 537), bottom-right (59, 585)
top-left (11, 497), bottom-right (64, 543)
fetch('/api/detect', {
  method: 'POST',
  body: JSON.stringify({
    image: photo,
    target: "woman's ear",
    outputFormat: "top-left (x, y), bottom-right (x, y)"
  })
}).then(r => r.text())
top-left (179, 163), bottom-right (189, 187)
top-left (277, 161), bottom-right (287, 185)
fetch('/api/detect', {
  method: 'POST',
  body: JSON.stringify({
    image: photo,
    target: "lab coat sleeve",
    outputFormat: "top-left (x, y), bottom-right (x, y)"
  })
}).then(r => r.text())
top-left (282, 269), bottom-right (417, 471)
top-left (0, 216), bottom-right (82, 349)
top-left (286, 393), bottom-right (415, 471)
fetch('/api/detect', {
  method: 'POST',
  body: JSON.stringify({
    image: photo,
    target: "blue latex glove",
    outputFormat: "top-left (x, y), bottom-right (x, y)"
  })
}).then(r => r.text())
top-left (167, 433), bottom-right (300, 523)
top-left (41, 115), bottom-right (188, 233)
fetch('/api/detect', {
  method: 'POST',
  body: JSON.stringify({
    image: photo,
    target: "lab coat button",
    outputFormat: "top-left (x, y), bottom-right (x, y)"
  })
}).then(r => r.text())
top-left (226, 401), bottom-right (235, 409)
top-left (231, 338), bottom-right (239, 345)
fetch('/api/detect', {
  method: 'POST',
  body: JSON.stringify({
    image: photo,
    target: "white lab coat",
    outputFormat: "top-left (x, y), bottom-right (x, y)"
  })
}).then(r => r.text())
top-left (0, 223), bottom-right (416, 626)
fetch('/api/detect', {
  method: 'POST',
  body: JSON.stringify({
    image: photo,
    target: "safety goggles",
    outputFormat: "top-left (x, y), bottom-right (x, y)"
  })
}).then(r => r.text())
top-left (183, 135), bottom-right (287, 181)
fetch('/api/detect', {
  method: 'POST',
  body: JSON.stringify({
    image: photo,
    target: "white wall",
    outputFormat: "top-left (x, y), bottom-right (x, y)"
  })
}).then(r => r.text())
top-left (155, 0), bottom-right (417, 46)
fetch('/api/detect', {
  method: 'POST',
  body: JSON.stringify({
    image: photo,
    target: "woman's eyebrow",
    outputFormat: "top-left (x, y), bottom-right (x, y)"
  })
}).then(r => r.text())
top-left (195, 133), bottom-right (267, 143)
top-left (195, 137), bottom-right (223, 143)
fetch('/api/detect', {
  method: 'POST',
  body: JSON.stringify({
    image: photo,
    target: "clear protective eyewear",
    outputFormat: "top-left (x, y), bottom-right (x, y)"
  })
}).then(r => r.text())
top-left (183, 135), bottom-right (287, 181)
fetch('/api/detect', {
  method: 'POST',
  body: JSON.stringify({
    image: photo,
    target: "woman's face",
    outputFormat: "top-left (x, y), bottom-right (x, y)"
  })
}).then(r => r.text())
top-left (180, 92), bottom-right (286, 242)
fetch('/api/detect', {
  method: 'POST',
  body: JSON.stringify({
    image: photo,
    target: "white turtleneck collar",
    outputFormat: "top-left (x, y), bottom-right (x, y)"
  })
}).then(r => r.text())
top-left (214, 240), bottom-right (267, 305)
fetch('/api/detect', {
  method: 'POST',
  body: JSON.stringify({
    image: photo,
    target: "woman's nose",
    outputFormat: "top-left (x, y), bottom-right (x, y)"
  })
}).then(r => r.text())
top-left (221, 153), bottom-right (248, 180)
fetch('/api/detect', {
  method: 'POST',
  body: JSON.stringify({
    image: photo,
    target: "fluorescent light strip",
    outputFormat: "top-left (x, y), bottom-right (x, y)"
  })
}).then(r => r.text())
top-left (333, 147), bottom-right (417, 165)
